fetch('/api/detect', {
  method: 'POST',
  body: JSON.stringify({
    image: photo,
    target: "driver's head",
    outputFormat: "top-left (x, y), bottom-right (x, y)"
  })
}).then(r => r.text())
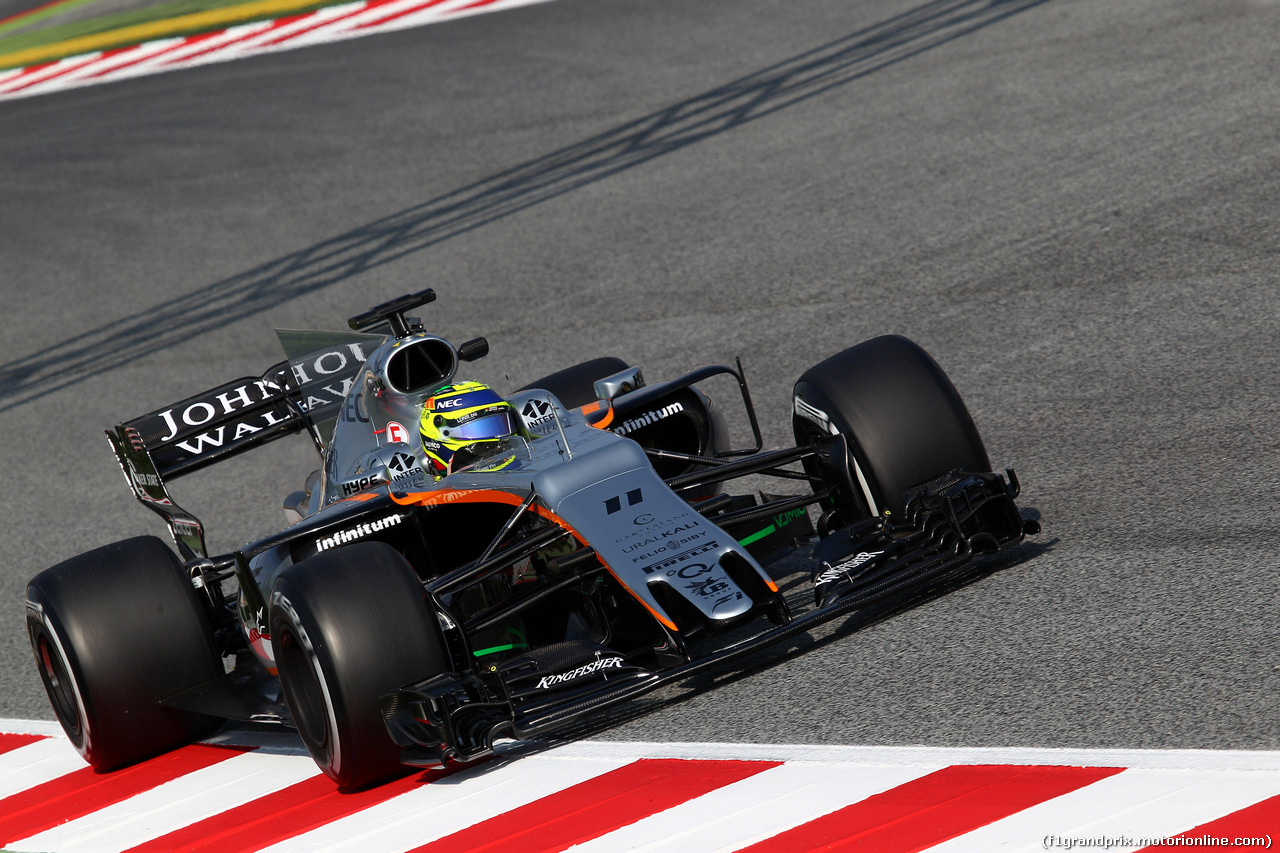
top-left (418, 381), bottom-right (518, 478)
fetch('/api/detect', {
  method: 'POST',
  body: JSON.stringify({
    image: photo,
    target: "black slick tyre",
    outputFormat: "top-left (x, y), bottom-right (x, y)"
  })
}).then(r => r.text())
top-left (517, 357), bottom-right (629, 409)
top-left (25, 536), bottom-right (223, 771)
top-left (793, 335), bottom-right (991, 520)
top-left (270, 541), bottom-right (447, 790)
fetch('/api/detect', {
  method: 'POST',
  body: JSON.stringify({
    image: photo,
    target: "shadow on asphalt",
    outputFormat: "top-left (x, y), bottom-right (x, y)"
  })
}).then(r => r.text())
top-left (527, 534), bottom-right (1058, 749)
top-left (0, 0), bottom-right (1051, 411)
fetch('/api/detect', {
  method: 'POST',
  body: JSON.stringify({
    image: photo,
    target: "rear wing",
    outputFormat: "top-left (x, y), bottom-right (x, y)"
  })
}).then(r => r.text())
top-left (107, 330), bottom-right (384, 560)
top-left (115, 363), bottom-right (307, 478)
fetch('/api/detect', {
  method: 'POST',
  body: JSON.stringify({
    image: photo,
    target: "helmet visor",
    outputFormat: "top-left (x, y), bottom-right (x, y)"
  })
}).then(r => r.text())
top-left (447, 409), bottom-right (516, 441)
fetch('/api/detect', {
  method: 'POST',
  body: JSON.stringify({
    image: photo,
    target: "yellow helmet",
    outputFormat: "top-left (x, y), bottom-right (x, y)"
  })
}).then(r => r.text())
top-left (418, 381), bottom-right (518, 478)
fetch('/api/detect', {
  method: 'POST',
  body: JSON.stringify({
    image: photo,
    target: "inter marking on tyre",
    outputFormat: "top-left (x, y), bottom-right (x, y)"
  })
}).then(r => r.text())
top-left (4, 722), bottom-right (1280, 853)
top-left (0, 0), bottom-right (557, 101)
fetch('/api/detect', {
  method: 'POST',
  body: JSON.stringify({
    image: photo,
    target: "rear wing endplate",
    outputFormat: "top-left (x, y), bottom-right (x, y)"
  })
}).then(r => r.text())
top-left (107, 362), bottom-right (307, 560)
top-left (106, 330), bottom-right (384, 559)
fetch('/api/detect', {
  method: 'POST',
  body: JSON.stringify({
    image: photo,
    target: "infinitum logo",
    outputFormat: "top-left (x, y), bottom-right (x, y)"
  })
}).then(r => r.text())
top-left (613, 402), bottom-right (684, 436)
top-left (314, 515), bottom-right (402, 552)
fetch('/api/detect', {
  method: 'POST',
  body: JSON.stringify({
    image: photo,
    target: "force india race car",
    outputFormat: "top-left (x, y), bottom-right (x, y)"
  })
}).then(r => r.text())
top-left (27, 289), bottom-right (1039, 790)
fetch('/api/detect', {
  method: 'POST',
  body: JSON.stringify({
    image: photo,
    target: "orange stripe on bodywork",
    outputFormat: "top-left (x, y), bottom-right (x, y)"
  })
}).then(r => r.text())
top-left (600, 563), bottom-right (679, 631)
top-left (578, 400), bottom-right (616, 430)
top-left (391, 488), bottom-right (584, 542)
top-left (391, 487), bottom-right (545, 512)
top-left (391, 487), bottom-right (679, 632)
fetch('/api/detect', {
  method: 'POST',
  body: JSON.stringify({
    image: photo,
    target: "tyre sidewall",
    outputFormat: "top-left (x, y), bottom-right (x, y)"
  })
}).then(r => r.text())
top-left (269, 541), bottom-right (446, 790)
top-left (25, 536), bottom-right (223, 770)
top-left (26, 591), bottom-right (92, 755)
top-left (794, 335), bottom-right (991, 518)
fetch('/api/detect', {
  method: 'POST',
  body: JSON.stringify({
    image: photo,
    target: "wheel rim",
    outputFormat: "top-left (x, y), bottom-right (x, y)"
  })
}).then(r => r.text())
top-left (36, 631), bottom-right (82, 739)
top-left (796, 419), bottom-right (873, 523)
top-left (277, 627), bottom-right (333, 763)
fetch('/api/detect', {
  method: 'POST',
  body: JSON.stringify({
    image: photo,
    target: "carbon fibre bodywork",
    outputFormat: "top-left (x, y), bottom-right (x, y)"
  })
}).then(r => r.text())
top-left (84, 289), bottom-right (1036, 775)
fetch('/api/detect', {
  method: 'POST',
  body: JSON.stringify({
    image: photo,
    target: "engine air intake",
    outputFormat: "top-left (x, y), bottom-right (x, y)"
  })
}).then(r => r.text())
top-left (386, 338), bottom-right (458, 395)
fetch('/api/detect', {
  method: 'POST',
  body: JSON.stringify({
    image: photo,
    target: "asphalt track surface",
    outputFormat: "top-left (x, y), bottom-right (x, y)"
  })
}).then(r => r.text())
top-left (1, 0), bottom-right (1278, 758)
top-left (0, 0), bottom-right (46, 22)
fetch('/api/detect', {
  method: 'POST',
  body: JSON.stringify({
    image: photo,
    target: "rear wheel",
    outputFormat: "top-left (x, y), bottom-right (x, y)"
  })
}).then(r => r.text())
top-left (26, 536), bottom-right (223, 771)
top-left (793, 335), bottom-right (991, 522)
top-left (517, 356), bottom-right (629, 409)
top-left (270, 541), bottom-right (447, 790)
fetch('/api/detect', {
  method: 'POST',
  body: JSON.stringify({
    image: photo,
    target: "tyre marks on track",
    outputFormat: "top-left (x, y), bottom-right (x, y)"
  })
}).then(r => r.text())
top-left (2, 721), bottom-right (1280, 852)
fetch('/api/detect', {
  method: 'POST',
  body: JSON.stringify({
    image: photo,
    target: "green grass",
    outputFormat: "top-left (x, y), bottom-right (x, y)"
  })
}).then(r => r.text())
top-left (0, 0), bottom-right (102, 37)
top-left (0, 0), bottom-right (337, 61)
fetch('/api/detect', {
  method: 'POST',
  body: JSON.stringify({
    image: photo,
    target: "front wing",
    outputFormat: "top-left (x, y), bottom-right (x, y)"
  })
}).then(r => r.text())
top-left (382, 462), bottom-right (1038, 766)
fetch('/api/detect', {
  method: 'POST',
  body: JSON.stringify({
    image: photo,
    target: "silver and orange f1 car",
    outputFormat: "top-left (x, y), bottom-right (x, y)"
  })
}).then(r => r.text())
top-left (27, 289), bottom-right (1038, 789)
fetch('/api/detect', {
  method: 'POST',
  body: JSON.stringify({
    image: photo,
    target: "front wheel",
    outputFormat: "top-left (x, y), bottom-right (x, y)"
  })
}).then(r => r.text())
top-left (26, 536), bottom-right (223, 771)
top-left (270, 541), bottom-right (448, 790)
top-left (793, 335), bottom-right (991, 522)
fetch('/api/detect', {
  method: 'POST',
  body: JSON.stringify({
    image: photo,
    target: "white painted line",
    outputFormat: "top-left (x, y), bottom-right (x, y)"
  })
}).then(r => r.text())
top-left (258, 753), bottom-right (636, 853)
top-left (8, 721), bottom-right (1280, 772)
top-left (0, 718), bottom-right (65, 736)
top-left (0, 52), bottom-right (102, 92)
top-left (926, 767), bottom-right (1280, 853)
top-left (254, 0), bottom-right (426, 50)
top-left (564, 760), bottom-right (946, 853)
top-left (0, 736), bottom-right (85, 800)
top-left (245, 0), bottom-right (376, 50)
top-left (8, 749), bottom-right (323, 853)
top-left (4, 721), bottom-right (1280, 853)
top-left (352, 0), bottom-right (497, 37)
top-left (0, 0), bottom-right (561, 101)
top-left (344, 0), bottom-right (468, 31)
top-left (440, 0), bottom-right (554, 23)
top-left (177, 3), bottom-right (377, 67)
top-left (18, 37), bottom-right (186, 97)
top-left (109, 22), bottom-right (276, 80)
top-left (545, 739), bottom-right (1280, 772)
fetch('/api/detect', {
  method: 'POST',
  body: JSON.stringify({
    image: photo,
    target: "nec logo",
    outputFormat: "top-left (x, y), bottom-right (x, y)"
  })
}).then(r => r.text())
top-left (437, 399), bottom-right (465, 410)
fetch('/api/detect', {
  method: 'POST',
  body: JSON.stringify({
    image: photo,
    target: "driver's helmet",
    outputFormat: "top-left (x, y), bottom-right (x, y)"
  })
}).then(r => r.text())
top-left (418, 381), bottom-right (518, 478)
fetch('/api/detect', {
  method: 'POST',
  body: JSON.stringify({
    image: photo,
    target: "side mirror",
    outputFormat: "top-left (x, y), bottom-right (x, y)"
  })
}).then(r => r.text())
top-left (458, 337), bottom-right (489, 362)
top-left (593, 366), bottom-right (645, 401)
